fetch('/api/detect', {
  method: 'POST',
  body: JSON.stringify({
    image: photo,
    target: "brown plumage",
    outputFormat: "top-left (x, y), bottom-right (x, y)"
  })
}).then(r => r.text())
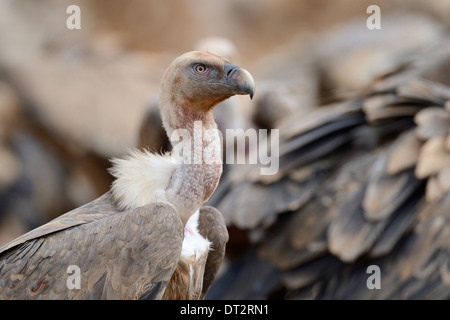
top-left (207, 42), bottom-right (450, 299)
top-left (0, 193), bottom-right (183, 299)
top-left (0, 51), bottom-right (254, 299)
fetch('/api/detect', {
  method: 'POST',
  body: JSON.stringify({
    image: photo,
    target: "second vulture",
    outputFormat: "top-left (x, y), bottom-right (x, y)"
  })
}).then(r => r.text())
top-left (207, 42), bottom-right (450, 300)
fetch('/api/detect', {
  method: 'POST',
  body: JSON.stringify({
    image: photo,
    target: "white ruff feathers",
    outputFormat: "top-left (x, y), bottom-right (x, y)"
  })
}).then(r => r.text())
top-left (110, 151), bottom-right (211, 260)
top-left (109, 149), bottom-right (177, 211)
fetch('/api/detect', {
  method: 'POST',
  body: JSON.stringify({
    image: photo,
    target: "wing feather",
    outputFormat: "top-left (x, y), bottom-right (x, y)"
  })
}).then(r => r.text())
top-left (197, 206), bottom-right (229, 299)
top-left (0, 202), bottom-right (183, 299)
top-left (0, 192), bottom-right (118, 254)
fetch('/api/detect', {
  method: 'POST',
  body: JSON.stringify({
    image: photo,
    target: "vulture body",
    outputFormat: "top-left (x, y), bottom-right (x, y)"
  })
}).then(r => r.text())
top-left (0, 51), bottom-right (255, 299)
top-left (207, 43), bottom-right (450, 299)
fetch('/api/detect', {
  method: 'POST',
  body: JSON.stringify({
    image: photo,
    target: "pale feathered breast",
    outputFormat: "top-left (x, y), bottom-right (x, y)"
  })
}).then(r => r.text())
top-left (182, 210), bottom-right (212, 258)
top-left (109, 149), bottom-right (177, 211)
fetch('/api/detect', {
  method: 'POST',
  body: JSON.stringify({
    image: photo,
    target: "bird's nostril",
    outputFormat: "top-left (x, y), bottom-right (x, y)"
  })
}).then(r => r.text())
top-left (227, 68), bottom-right (236, 79)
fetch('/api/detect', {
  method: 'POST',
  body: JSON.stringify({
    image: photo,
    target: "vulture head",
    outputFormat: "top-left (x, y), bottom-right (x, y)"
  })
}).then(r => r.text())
top-left (159, 51), bottom-right (255, 135)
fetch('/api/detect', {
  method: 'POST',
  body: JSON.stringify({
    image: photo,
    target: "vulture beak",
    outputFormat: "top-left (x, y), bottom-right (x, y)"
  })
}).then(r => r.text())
top-left (224, 63), bottom-right (255, 99)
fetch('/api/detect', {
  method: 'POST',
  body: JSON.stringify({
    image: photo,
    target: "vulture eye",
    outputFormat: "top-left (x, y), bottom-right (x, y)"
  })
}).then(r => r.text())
top-left (193, 64), bottom-right (207, 74)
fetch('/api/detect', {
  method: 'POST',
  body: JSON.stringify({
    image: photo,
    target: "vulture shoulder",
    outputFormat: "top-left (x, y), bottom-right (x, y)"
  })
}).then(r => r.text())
top-left (197, 206), bottom-right (229, 299)
top-left (0, 192), bottom-right (184, 300)
top-left (161, 206), bottom-right (229, 300)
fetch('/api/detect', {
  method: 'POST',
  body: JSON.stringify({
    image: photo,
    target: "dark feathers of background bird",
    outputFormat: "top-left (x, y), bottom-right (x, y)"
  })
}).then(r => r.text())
top-left (206, 37), bottom-right (450, 301)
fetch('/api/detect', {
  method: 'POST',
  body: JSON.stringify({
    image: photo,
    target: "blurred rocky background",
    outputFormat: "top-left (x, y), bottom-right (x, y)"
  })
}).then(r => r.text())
top-left (0, 0), bottom-right (448, 265)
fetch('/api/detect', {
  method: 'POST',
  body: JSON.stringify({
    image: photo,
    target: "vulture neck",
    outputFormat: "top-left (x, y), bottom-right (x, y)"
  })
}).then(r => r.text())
top-left (161, 98), bottom-right (223, 225)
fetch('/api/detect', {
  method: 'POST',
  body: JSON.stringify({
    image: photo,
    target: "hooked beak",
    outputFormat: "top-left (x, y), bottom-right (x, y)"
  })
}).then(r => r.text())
top-left (224, 63), bottom-right (255, 99)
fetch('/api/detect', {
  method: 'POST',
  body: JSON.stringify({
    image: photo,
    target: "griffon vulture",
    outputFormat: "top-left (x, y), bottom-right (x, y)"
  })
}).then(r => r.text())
top-left (0, 51), bottom-right (255, 300)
